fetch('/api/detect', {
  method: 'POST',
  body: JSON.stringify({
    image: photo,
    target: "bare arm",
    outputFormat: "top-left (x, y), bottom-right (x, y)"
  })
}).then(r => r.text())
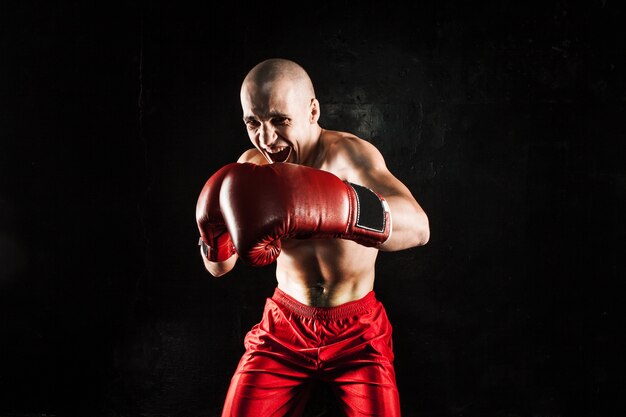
top-left (336, 137), bottom-right (430, 251)
top-left (201, 247), bottom-right (238, 277)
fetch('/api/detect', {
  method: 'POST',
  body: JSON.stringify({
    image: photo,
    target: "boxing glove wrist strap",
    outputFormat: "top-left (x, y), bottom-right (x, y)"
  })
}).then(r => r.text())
top-left (198, 236), bottom-right (236, 262)
top-left (344, 182), bottom-right (392, 246)
top-left (198, 237), bottom-right (210, 258)
top-left (347, 182), bottom-right (389, 233)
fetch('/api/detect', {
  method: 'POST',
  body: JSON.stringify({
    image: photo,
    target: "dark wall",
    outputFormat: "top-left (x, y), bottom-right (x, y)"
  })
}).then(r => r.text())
top-left (1, 1), bottom-right (624, 416)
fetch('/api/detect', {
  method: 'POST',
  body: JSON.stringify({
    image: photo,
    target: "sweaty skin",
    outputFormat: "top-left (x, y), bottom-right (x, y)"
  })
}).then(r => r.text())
top-left (202, 58), bottom-right (429, 307)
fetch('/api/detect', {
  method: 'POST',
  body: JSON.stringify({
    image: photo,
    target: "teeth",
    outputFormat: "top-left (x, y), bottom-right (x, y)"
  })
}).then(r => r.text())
top-left (268, 147), bottom-right (286, 153)
top-left (267, 146), bottom-right (291, 163)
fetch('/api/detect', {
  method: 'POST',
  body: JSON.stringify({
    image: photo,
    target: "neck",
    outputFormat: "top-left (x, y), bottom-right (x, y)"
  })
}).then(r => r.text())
top-left (300, 125), bottom-right (324, 167)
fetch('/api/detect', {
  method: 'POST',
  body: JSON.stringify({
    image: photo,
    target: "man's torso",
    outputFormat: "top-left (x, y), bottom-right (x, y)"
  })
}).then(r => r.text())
top-left (240, 130), bottom-right (379, 307)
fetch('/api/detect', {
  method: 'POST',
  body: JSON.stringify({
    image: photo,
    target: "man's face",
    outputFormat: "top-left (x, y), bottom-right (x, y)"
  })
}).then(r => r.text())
top-left (241, 79), bottom-right (314, 165)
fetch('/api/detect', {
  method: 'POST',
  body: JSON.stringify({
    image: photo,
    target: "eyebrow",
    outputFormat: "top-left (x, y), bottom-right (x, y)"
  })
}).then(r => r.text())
top-left (243, 111), bottom-right (289, 122)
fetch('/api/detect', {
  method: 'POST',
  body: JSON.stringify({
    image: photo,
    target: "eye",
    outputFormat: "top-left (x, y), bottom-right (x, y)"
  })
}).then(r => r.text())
top-left (271, 117), bottom-right (288, 126)
top-left (245, 119), bottom-right (260, 129)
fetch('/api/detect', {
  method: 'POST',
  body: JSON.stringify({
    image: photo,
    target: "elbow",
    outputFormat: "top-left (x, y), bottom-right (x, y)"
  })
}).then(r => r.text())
top-left (413, 212), bottom-right (430, 247)
top-left (417, 226), bottom-right (430, 246)
top-left (406, 225), bottom-right (429, 248)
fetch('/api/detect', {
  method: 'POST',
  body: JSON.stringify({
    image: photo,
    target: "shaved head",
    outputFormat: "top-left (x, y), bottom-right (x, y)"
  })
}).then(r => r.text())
top-left (241, 58), bottom-right (316, 100)
top-left (239, 58), bottom-right (322, 166)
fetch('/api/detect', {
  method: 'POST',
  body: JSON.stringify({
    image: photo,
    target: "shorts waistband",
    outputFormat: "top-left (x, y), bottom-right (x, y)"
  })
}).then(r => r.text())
top-left (271, 287), bottom-right (377, 319)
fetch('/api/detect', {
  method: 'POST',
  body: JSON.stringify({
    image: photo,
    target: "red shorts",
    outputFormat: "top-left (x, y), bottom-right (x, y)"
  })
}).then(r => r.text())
top-left (221, 287), bottom-right (401, 416)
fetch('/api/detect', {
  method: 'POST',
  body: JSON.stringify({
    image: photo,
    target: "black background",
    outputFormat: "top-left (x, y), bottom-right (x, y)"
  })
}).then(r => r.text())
top-left (1, 1), bottom-right (625, 416)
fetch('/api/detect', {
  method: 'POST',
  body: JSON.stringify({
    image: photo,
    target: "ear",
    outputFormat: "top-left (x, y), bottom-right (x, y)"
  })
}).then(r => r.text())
top-left (309, 98), bottom-right (320, 124)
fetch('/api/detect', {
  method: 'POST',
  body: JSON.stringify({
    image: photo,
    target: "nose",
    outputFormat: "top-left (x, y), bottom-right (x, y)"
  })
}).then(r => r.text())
top-left (258, 123), bottom-right (277, 148)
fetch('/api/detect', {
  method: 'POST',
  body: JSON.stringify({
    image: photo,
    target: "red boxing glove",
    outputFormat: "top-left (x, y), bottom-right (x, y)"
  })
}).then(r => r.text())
top-left (219, 162), bottom-right (391, 266)
top-left (195, 163), bottom-right (239, 262)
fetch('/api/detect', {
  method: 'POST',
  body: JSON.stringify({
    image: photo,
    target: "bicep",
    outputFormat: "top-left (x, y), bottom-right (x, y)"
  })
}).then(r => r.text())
top-left (361, 165), bottom-right (423, 213)
top-left (344, 139), bottom-right (414, 200)
top-left (344, 140), bottom-right (430, 249)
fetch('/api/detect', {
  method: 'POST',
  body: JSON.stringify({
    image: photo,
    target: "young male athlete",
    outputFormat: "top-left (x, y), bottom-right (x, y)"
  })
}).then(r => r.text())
top-left (196, 58), bottom-right (430, 416)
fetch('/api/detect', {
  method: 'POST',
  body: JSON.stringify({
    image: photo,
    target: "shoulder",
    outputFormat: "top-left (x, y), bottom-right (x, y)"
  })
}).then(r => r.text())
top-left (321, 131), bottom-right (387, 173)
top-left (237, 148), bottom-right (268, 164)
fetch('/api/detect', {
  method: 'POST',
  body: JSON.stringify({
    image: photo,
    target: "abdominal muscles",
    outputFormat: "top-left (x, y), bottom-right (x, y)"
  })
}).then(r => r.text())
top-left (275, 238), bottom-right (379, 307)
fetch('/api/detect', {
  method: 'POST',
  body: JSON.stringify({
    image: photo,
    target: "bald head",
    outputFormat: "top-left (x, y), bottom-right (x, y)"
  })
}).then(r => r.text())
top-left (239, 58), bottom-right (322, 165)
top-left (241, 58), bottom-right (316, 101)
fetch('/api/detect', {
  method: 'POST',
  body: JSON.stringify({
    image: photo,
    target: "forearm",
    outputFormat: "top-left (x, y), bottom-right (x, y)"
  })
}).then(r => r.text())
top-left (201, 249), bottom-right (238, 277)
top-left (379, 195), bottom-right (429, 251)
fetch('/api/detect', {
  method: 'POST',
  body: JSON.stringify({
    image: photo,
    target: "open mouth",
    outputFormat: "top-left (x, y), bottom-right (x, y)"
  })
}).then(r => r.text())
top-left (267, 147), bottom-right (292, 163)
